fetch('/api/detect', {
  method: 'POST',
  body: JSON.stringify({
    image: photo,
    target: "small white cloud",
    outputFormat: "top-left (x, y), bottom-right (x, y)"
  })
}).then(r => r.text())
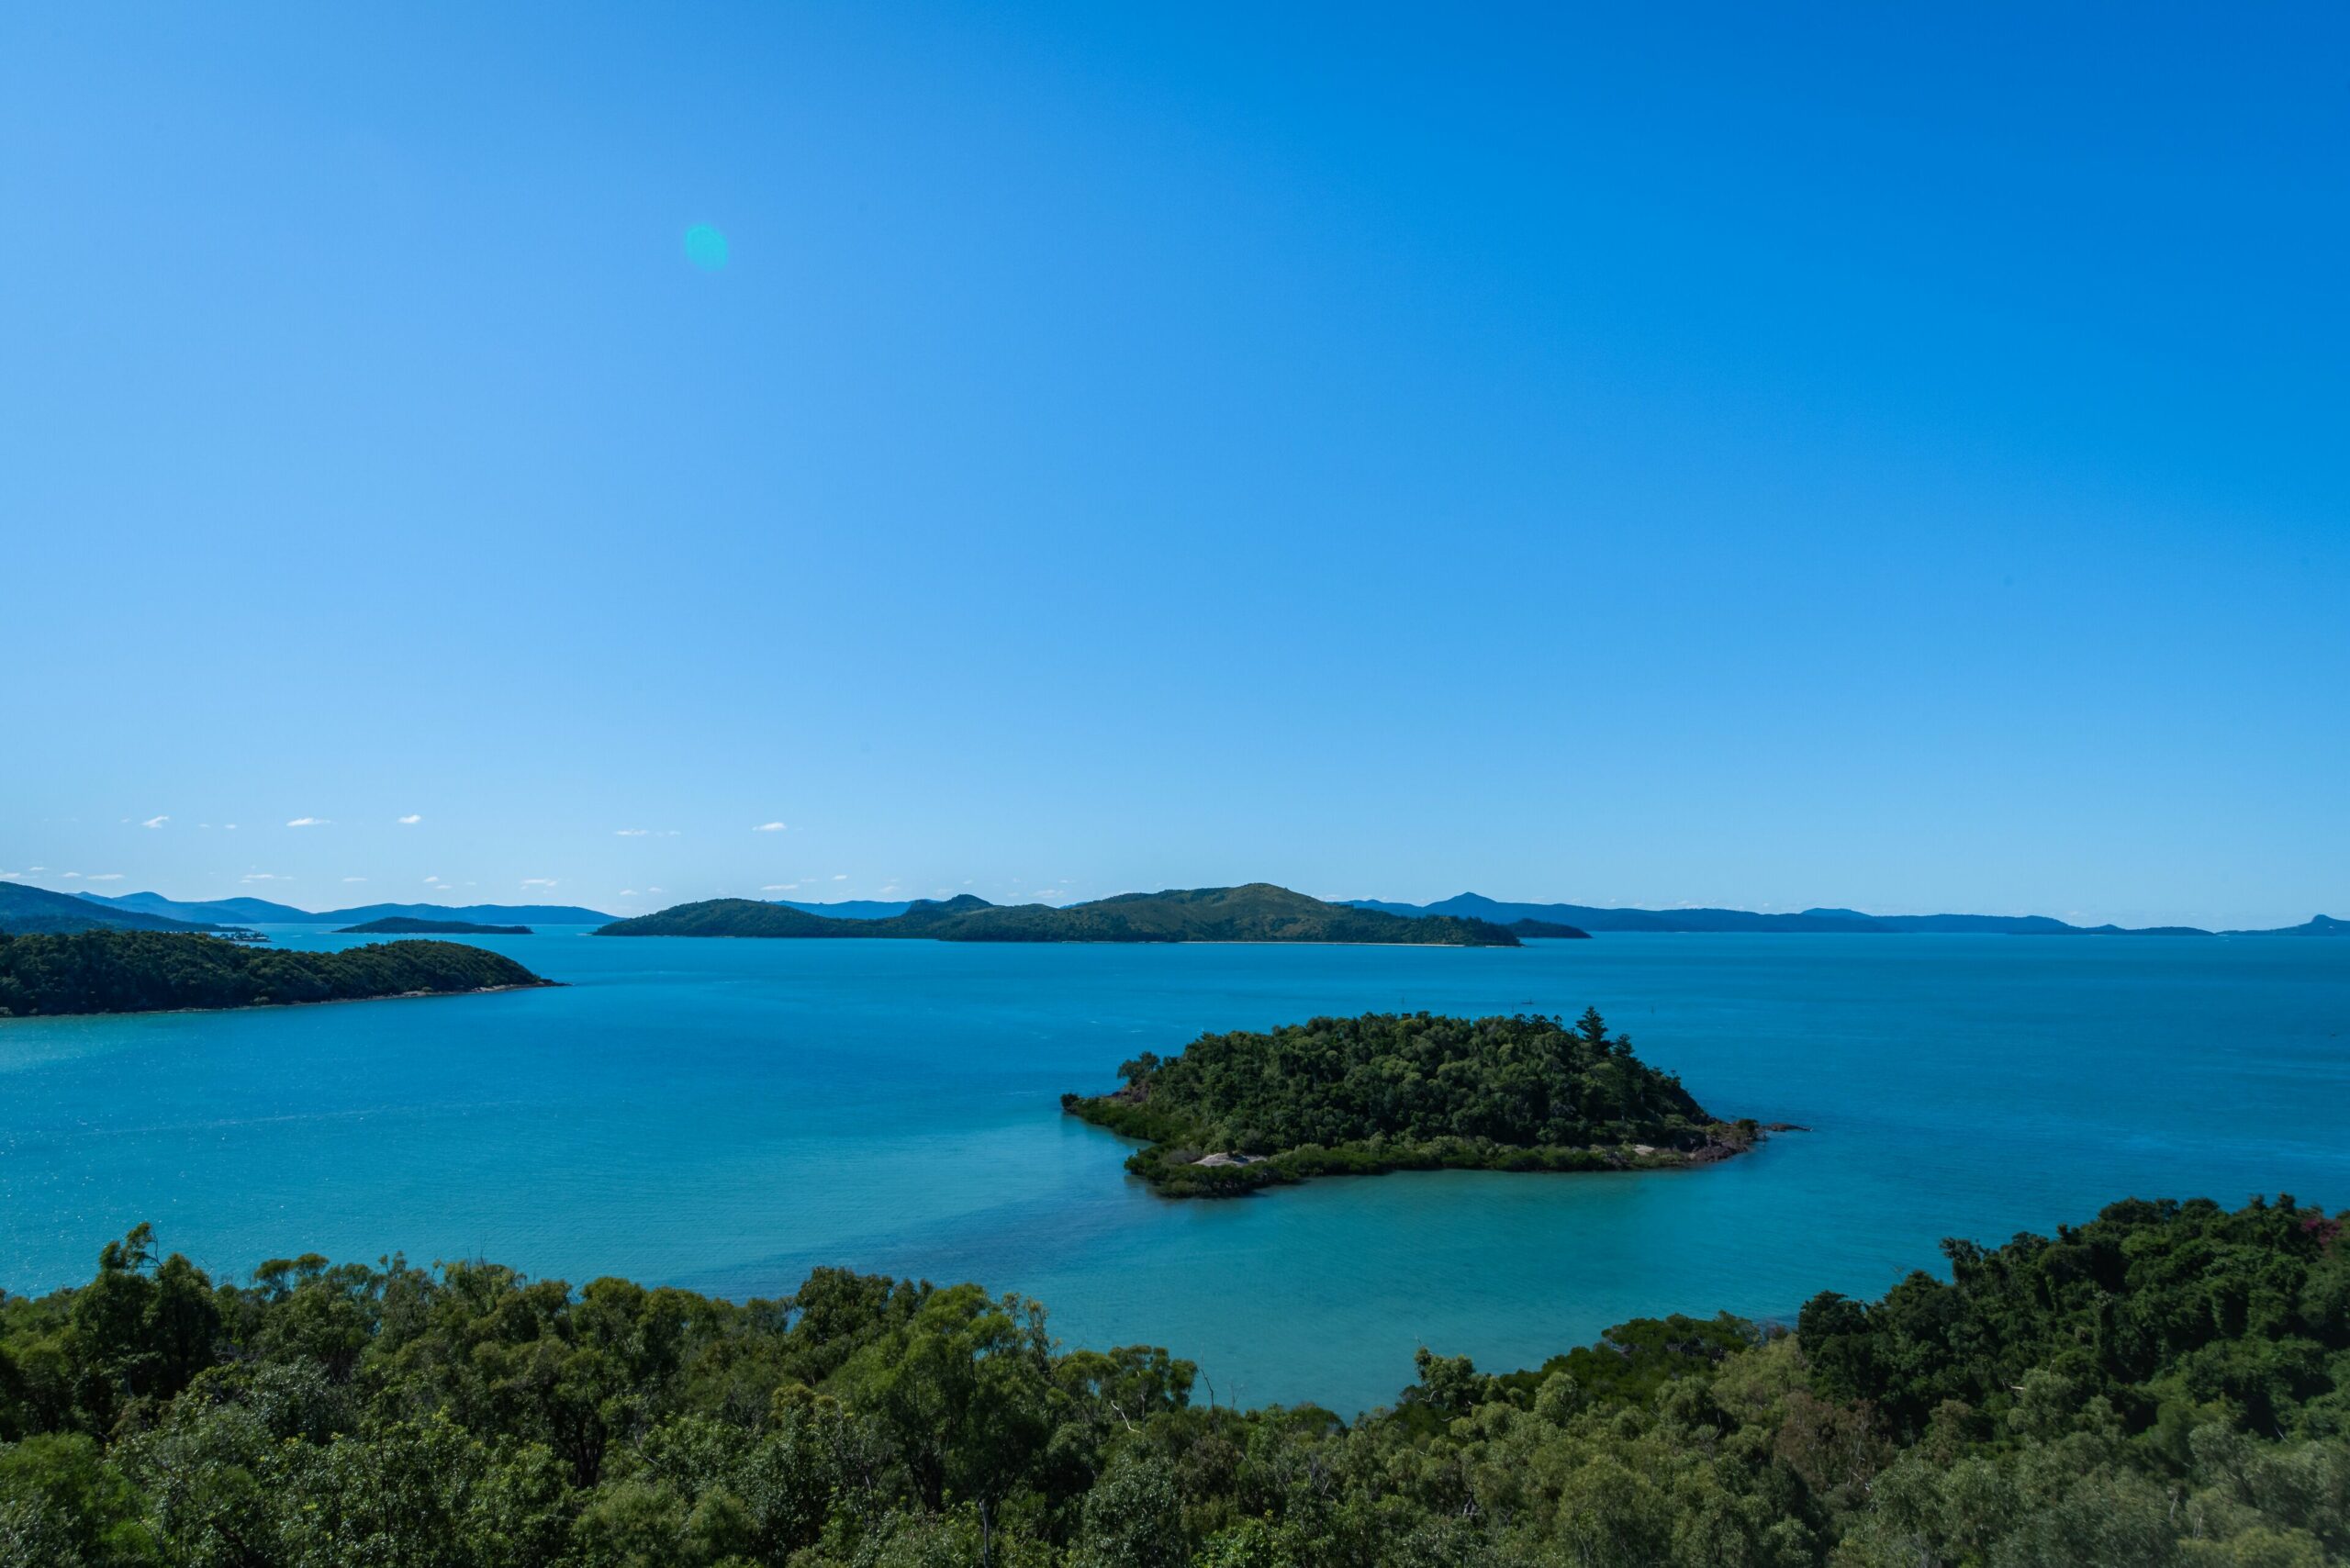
top-left (224, 824), bottom-right (237, 831)
top-left (87, 872), bottom-right (125, 881)
top-left (341, 876), bottom-right (367, 883)
top-left (615, 829), bottom-right (650, 837)
top-left (424, 875), bottom-right (441, 883)
top-left (520, 878), bottom-right (558, 889)
top-left (761, 884), bottom-right (795, 891)
top-left (832, 873), bottom-right (848, 881)
top-left (647, 886), bottom-right (664, 893)
top-left (753, 822), bottom-right (788, 833)
top-left (241, 873), bottom-right (287, 883)
top-left (61, 871), bottom-right (81, 879)
top-left (619, 889), bottom-right (638, 896)
top-left (286, 816), bottom-right (328, 828)
top-left (397, 813), bottom-right (421, 825)
top-left (140, 814), bottom-right (169, 829)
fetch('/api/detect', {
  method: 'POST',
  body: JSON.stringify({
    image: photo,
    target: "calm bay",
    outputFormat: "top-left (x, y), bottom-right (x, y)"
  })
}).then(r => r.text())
top-left (4, 930), bottom-right (2344, 1416)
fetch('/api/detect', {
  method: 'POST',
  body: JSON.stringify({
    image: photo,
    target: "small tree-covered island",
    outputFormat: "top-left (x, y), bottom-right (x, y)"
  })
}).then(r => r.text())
top-left (333, 917), bottom-right (533, 935)
top-left (1065, 1010), bottom-right (1761, 1196)
top-left (0, 930), bottom-right (553, 1018)
top-left (1, 1196), bottom-right (2344, 1566)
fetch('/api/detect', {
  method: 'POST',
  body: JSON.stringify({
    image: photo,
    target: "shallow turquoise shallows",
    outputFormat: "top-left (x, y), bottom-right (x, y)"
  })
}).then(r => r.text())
top-left (4, 932), bottom-right (2345, 1415)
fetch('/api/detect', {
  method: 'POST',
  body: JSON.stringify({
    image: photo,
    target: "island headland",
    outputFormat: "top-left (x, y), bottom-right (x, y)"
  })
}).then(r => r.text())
top-left (0, 930), bottom-right (554, 1018)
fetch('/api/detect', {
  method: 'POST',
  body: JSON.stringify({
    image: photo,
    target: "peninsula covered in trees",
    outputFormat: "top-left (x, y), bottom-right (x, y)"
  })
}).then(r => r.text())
top-left (1, 1195), bottom-right (2342, 1566)
top-left (333, 917), bottom-right (532, 935)
top-left (0, 931), bottom-right (551, 1018)
top-left (597, 883), bottom-right (1519, 946)
top-left (1064, 1010), bottom-right (1754, 1195)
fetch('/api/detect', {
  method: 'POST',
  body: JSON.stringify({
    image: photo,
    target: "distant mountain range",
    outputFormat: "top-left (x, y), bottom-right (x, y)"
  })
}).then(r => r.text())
top-left (1, 882), bottom-right (224, 935)
top-left (605, 884), bottom-right (1518, 946)
top-left (76, 890), bottom-right (613, 924)
top-left (1348, 892), bottom-right (2345, 938)
top-left (775, 899), bottom-right (916, 920)
top-left (14, 882), bottom-right (2334, 942)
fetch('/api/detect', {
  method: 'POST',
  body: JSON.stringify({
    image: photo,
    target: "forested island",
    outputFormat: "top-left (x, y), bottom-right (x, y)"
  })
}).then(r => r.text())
top-left (1064, 1010), bottom-right (1754, 1196)
top-left (1, 1195), bottom-right (2342, 1565)
top-left (0, 931), bottom-right (552, 1018)
top-left (598, 884), bottom-right (1519, 946)
top-left (333, 917), bottom-right (532, 935)
top-left (1508, 918), bottom-right (1592, 938)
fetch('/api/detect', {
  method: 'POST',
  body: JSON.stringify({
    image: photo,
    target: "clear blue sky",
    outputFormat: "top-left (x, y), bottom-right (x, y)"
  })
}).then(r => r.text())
top-left (4, 3), bottom-right (2343, 927)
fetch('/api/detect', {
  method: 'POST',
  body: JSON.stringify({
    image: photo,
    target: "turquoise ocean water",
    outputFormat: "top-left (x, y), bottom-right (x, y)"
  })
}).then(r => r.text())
top-left (4, 931), bottom-right (2344, 1415)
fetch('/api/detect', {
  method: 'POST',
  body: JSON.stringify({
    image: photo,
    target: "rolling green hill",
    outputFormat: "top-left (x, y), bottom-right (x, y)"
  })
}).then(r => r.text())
top-left (596, 884), bottom-right (1519, 946)
top-left (0, 930), bottom-right (552, 1017)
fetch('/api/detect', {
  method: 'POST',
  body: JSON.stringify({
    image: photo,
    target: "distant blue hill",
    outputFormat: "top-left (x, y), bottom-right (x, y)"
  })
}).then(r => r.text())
top-left (2221, 913), bottom-right (2349, 936)
top-left (1348, 891), bottom-right (2277, 936)
top-left (85, 890), bottom-right (312, 923)
top-left (80, 890), bottom-right (613, 924)
top-left (772, 899), bottom-right (914, 920)
top-left (5, 883), bottom-right (221, 935)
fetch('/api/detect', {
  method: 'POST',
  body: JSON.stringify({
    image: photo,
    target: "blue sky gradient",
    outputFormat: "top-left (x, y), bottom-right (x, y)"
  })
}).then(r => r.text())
top-left (3, 3), bottom-right (2344, 926)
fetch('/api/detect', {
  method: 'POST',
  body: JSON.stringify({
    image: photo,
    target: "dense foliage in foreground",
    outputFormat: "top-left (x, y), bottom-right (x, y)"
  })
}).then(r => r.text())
top-left (597, 885), bottom-right (1520, 947)
top-left (1066, 1011), bottom-right (1752, 1195)
top-left (2, 1197), bottom-right (2344, 1566)
top-left (0, 931), bottom-right (549, 1017)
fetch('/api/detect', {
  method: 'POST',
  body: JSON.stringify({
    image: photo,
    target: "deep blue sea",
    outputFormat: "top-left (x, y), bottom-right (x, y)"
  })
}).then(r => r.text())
top-left (4, 931), bottom-right (2345, 1415)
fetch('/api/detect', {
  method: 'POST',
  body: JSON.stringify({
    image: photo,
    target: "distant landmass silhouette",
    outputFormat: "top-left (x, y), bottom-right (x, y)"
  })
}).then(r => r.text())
top-left (3, 882), bottom-right (225, 935)
top-left (1348, 892), bottom-right (2337, 937)
top-left (775, 899), bottom-right (916, 920)
top-left (78, 890), bottom-right (613, 924)
top-left (604, 884), bottom-right (1517, 946)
